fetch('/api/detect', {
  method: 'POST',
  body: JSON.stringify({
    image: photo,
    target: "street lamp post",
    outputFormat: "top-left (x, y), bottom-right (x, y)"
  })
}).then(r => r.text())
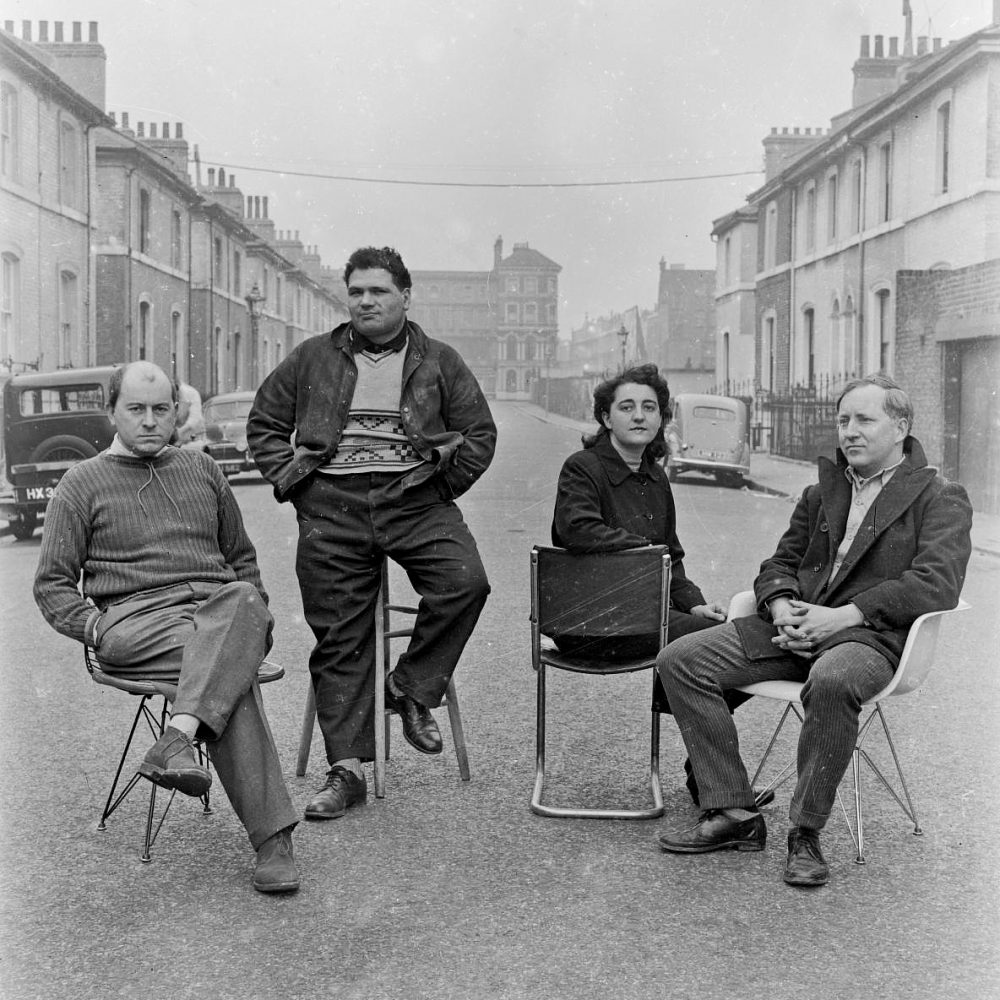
top-left (246, 283), bottom-right (265, 388)
top-left (544, 345), bottom-right (552, 415)
top-left (617, 324), bottom-right (629, 372)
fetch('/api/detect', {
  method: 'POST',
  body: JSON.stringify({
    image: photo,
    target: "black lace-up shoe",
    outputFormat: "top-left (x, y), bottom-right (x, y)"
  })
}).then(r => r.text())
top-left (138, 726), bottom-right (211, 797)
top-left (783, 827), bottom-right (829, 886)
top-left (658, 809), bottom-right (766, 853)
top-left (304, 766), bottom-right (367, 820)
top-left (385, 673), bottom-right (443, 755)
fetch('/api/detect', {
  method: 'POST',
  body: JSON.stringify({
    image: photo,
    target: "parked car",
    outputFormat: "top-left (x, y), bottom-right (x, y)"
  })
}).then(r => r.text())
top-left (1, 366), bottom-right (119, 540)
top-left (203, 391), bottom-right (258, 477)
top-left (663, 393), bottom-right (751, 489)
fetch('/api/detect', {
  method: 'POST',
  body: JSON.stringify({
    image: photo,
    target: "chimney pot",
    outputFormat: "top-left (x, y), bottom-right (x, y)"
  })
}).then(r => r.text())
top-left (219, 167), bottom-right (226, 185)
top-left (208, 168), bottom-right (216, 186)
top-left (89, 21), bottom-right (98, 42)
top-left (72, 21), bottom-right (81, 42)
top-left (176, 123), bottom-right (184, 139)
top-left (149, 123), bottom-right (157, 138)
top-left (860, 35), bottom-right (870, 57)
top-left (162, 121), bottom-right (169, 138)
top-left (917, 35), bottom-right (927, 54)
top-left (21, 21), bottom-right (31, 41)
top-left (874, 34), bottom-right (884, 58)
top-left (137, 122), bottom-right (145, 138)
top-left (263, 196), bottom-right (269, 218)
top-left (54, 21), bottom-right (63, 41)
top-left (122, 112), bottom-right (130, 129)
top-left (246, 196), bottom-right (253, 216)
top-left (4, 21), bottom-right (13, 33)
top-left (889, 36), bottom-right (898, 57)
top-left (933, 37), bottom-right (942, 51)
top-left (109, 111), bottom-right (117, 125)
top-left (229, 176), bottom-right (236, 188)
top-left (39, 21), bottom-right (48, 41)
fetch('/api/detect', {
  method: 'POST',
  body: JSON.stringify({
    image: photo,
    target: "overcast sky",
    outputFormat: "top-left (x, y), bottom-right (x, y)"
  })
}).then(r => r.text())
top-left (8, 0), bottom-right (993, 336)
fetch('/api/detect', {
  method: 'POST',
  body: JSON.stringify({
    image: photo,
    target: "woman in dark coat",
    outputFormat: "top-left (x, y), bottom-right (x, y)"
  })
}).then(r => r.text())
top-left (550, 364), bottom-right (751, 803)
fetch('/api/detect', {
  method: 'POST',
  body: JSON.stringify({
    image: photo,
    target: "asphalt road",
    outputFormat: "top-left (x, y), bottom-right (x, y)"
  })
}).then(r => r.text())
top-left (1, 400), bottom-right (998, 1000)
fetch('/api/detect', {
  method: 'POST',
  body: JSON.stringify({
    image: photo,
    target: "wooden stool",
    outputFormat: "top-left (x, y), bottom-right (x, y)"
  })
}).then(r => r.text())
top-left (295, 563), bottom-right (470, 797)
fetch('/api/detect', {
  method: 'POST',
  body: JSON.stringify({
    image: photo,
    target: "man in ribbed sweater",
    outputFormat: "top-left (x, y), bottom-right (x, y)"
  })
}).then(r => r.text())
top-left (34, 361), bottom-right (300, 894)
top-left (248, 246), bottom-right (496, 821)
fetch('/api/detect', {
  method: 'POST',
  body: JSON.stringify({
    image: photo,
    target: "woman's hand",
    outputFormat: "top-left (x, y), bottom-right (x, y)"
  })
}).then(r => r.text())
top-left (690, 602), bottom-right (726, 622)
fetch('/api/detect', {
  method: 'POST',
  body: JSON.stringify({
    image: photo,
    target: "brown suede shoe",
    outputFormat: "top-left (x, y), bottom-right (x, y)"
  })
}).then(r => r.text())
top-left (138, 726), bottom-right (211, 797)
top-left (658, 809), bottom-right (766, 853)
top-left (253, 827), bottom-right (299, 894)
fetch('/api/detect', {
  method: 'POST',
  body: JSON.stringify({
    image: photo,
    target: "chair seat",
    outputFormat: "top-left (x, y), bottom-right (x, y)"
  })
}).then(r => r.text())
top-left (737, 679), bottom-right (804, 703)
top-left (539, 638), bottom-right (657, 676)
top-left (91, 658), bottom-right (284, 697)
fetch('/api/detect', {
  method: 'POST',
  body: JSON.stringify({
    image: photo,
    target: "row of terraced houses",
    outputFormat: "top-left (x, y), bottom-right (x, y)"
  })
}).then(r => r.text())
top-left (0, 20), bottom-right (561, 405)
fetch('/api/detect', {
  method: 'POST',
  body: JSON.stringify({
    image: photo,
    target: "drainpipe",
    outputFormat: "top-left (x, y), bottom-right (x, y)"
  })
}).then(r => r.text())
top-left (788, 186), bottom-right (797, 392)
top-left (83, 122), bottom-right (100, 366)
top-left (124, 165), bottom-right (136, 361)
top-left (857, 142), bottom-right (868, 375)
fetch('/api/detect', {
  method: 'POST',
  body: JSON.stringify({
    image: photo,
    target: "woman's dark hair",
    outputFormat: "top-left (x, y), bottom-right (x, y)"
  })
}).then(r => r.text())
top-left (582, 363), bottom-right (671, 459)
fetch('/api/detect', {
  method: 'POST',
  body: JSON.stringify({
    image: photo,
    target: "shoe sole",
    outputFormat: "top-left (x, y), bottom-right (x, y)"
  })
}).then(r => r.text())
top-left (783, 871), bottom-right (829, 887)
top-left (253, 879), bottom-right (300, 893)
top-left (659, 839), bottom-right (766, 854)
top-left (138, 762), bottom-right (211, 798)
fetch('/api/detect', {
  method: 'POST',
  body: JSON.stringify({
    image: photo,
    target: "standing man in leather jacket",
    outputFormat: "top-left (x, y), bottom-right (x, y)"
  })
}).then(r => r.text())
top-left (247, 246), bottom-right (496, 821)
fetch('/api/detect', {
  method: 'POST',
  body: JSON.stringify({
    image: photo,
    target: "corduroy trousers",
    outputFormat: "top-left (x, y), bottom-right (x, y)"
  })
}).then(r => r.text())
top-left (656, 620), bottom-right (894, 829)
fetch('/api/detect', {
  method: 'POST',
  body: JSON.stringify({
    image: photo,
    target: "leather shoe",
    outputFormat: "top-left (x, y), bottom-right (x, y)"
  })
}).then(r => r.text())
top-left (385, 673), bottom-right (442, 755)
top-left (138, 726), bottom-right (211, 797)
top-left (658, 809), bottom-right (766, 853)
top-left (304, 766), bottom-right (367, 820)
top-left (253, 827), bottom-right (299, 893)
top-left (783, 827), bottom-right (829, 887)
top-left (683, 760), bottom-right (775, 808)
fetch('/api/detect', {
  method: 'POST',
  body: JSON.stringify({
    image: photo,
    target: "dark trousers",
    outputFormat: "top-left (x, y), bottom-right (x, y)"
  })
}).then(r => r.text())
top-left (551, 610), bottom-right (748, 714)
top-left (657, 621), bottom-right (894, 828)
top-left (292, 472), bottom-right (490, 764)
top-left (95, 581), bottom-right (298, 850)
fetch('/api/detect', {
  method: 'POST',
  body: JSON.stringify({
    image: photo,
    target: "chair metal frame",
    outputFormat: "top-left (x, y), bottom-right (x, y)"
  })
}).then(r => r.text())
top-left (295, 560), bottom-right (470, 798)
top-left (530, 544), bottom-right (671, 820)
top-left (728, 590), bottom-right (971, 863)
top-left (85, 647), bottom-right (283, 862)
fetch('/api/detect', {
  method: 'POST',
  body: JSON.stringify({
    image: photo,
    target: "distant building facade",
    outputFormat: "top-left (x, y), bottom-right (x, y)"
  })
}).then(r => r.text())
top-left (712, 22), bottom-right (1000, 512)
top-left (1, 19), bottom-right (347, 400)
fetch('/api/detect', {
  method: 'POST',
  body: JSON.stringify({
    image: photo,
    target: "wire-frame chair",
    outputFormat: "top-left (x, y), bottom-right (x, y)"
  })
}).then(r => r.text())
top-left (728, 590), bottom-right (971, 863)
top-left (85, 646), bottom-right (284, 862)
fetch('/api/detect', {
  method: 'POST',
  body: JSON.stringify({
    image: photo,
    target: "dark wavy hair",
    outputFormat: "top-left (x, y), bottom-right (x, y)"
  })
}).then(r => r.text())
top-left (343, 246), bottom-right (412, 292)
top-left (582, 363), bottom-right (671, 459)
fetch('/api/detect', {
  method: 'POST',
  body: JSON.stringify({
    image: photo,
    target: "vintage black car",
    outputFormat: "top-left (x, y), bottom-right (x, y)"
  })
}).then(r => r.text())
top-left (203, 390), bottom-right (258, 477)
top-left (1, 366), bottom-right (119, 539)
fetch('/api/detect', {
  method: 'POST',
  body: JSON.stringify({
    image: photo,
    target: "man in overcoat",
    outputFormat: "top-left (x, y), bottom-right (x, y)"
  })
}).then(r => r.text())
top-left (655, 374), bottom-right (972, 887)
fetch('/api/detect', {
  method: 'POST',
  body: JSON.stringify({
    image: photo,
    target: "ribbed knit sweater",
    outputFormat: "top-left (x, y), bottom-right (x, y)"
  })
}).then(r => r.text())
top-left (34, 447), bottom-right (266, 644)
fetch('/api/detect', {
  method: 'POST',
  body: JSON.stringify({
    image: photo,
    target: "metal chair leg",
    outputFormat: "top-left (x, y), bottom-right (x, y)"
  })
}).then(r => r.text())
top-left (296, 682), bottom-right (316, 777)
top-left (531, 665), bottom-right (664, 820)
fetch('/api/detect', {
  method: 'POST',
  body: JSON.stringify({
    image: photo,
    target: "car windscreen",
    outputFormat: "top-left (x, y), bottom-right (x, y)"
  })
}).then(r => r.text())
top-left (204, 400), bottom-right (252, 422)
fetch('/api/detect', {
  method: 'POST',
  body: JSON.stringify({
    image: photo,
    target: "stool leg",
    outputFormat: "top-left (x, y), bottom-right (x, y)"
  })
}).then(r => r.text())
top-left (444, 679), bottom-right (471, 782)
top-left (296, 682), bottom-right (316, 777)
top-left (374, 580), bottom-right (387, 799)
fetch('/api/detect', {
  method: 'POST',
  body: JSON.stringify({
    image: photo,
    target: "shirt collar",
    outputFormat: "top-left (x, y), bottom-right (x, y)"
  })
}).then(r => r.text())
top-left (108, 433), bottom-right (169, 459)
top-left (844, 454), bottom-right (904, 490)
top-left (594, 433), bottom-right (658, 483)
top-left (350, 323), bottom-right (408, 355)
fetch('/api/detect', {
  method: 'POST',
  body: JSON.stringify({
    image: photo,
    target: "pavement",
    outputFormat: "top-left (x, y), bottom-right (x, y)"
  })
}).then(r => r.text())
top-left (518, 401), bottom-right (1000, 559)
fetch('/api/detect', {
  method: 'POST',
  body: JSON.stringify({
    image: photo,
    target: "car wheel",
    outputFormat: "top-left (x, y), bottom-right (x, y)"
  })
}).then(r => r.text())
top-left (29, 435), bottom-right (99, 463)
top-left (10, 511), bottom-right (38, 541)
